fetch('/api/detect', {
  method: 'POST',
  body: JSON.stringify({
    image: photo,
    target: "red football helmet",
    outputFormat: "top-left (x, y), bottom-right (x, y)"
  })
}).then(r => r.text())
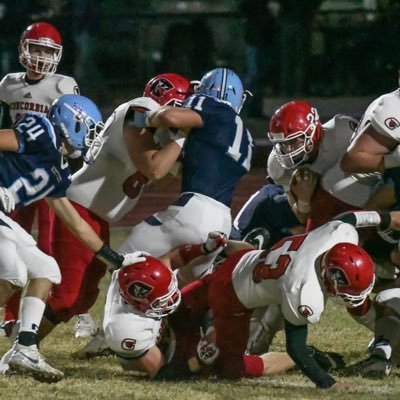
top-left (143, 73), bottom-right (192, 106)
top-left (268, 101), bottom-right (323, 169)
top-left (19, 22), bottom-right (63, 75)
top-left (118, 256), bottom-right (181, 318)
top-left (320, 242), bottom-right (375, 308)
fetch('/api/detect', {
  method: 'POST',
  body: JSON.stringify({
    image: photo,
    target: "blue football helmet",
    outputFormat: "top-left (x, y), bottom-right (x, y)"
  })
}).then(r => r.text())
top-left (48, 94), bottom-right (104, 150)
top-left (195, 68), bottom-right (248, 113)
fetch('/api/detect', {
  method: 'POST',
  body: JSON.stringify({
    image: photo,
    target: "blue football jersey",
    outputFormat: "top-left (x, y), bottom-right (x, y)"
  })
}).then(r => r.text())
top-left (181, 94), bottom-right (254, 206)
top-left (230, 184), bottom-right (301, 244)
top-left (0, 113), bottom-right (72, 209)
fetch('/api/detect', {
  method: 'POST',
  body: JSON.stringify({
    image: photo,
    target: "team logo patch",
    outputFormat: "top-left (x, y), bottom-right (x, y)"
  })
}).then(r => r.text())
top-left (151, 79), bottom-right (172, 98)
top-left (384, 117), bottom-right (400, 130)
top-left (298, 305), bottom-right (314, 318)
top-left (128, 281), bottom-right (153, 299)
top-left (121, 338), bottom-right (136, 351)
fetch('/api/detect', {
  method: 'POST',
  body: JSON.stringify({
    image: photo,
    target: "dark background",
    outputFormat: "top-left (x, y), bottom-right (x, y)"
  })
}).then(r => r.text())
top-left (1, 0), bottom-right (399, 121)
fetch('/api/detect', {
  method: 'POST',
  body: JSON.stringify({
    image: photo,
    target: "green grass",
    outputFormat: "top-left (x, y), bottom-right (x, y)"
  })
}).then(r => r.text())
top-left (1, 229), bottom-right (400, 399)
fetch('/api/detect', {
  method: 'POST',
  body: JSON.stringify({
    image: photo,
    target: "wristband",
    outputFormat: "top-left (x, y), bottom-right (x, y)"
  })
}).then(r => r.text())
top-left (95, 244), bottom-right (124, 268)
top-left (178, 244), bottom-right (206, 264)
top-left (297, 199), bottom-right (311, 214)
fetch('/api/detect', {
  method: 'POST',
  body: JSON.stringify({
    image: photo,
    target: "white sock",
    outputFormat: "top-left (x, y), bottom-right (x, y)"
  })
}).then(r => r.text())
top-left (19, 297), bottom-right (45, 334)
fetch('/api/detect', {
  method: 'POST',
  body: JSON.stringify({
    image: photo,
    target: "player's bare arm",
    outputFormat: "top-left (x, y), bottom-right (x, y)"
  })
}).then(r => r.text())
top-left (160, 232), bottom-right (253, 270)
top-left (45, 197), bottom-right (104, 252)
top-left (340, 124), bottom-right (397, 173)
top-left (147, 106), bottom-right (203, 129)
top-left (118, 345), bottom-right (165, 379)
top-left (0, 129), bottom-right (19, 151)
top-left (123, 119), bottom-right (183, 181)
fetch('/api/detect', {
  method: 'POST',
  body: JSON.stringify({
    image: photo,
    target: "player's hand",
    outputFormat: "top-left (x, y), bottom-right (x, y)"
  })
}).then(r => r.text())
top-left (122, 251), bottom-right (151, 266)
top-left (308, 346), bottom-right (346, 371)
top-left (0, 187), bottom-right (16, 213)
top-left (290, 167), bottom-right (319, 203)
top-left (196, 326), bottom-right (219, 365)
top-left (203, 231), bottom-right (228, 254)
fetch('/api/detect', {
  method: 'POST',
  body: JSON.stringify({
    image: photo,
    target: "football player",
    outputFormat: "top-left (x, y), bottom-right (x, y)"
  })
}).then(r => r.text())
top-left (118, 67), bottom-right (254, 286)
top-left (340, 88), bottom-right (400, 174)
top-left (159, 210), bottom-right (400, 388)
top-left (103, 231), bottom-right (301, 379)
top-left (0, 21), bottom-right (97, 339)
top-left (233, 101), bottom-right (359, 353)
top-left (0, 94), bottom-right (141, 382)
top-left (41, 73), bottom-right (193, 355)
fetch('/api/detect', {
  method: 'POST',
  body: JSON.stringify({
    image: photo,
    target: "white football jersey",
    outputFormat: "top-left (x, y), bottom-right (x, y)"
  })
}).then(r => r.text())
top-left (67, 97), bottom-right (172, 222)
top-left (267, 114), bottom-right (357, 191)
top-left (103, 271), bottom-right (162, 359)
top-left (0, 72), bottom-right (79, 123)
top-left (232, 221), bottom-right (359, 325)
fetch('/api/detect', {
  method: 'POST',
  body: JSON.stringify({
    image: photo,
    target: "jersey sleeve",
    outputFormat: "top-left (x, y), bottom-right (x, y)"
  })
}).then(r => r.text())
top-left (13, 113), bottom-right (57, 154)
top-left (104, 313), bottom-right (160, 359)
top-left (281, 280), bottom-right (325, 326)
top-left (369, 93), bottom-right (400, 141)
top-left (57, 75), bottom-right (80, 95)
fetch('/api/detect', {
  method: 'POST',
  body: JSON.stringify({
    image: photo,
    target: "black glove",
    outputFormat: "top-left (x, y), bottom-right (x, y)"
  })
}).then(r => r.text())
top-left (307, 346), bottom-right (346, 371)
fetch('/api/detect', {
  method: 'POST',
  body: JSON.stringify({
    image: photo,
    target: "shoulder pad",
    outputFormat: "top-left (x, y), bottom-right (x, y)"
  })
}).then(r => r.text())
top-left (129, 96), bottom-right (160, 111)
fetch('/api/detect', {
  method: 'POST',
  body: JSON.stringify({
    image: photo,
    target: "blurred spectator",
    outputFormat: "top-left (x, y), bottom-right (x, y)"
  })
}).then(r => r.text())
top-left (239, 0), bottom-right (279, 116)
top-left (279, 0), bottom-right (323, 96)
top-left (0, 0), bottom-right (39, 74)
top-left (72, 0), bottom-right (102, 94)
top-left (158, 18), bottom-right (215, 79)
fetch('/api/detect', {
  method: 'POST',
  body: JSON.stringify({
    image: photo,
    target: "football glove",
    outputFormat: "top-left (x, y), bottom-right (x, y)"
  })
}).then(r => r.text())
top-left (122, 251), bottom-right (151, 267)
top-left (308, 345), bottom-right (346, 371)
top-left (0, 187), bottom-right (16, 213)
top-left (197, 340), bottom-right (219, 366)
top-left (203, 231), bottom-right (228, 254)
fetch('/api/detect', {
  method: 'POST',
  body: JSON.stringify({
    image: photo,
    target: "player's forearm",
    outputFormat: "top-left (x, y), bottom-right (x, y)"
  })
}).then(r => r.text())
top-left (147, 107), bottom-right (202, 129)
top-left (143, 142), bottom-right (182, 181)
top-left (340, 151), bottom-right (386, 173)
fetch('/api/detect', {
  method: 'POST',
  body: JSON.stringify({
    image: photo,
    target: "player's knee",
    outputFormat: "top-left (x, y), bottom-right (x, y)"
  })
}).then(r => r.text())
top-left (0, 261), bottom-right (28, 289)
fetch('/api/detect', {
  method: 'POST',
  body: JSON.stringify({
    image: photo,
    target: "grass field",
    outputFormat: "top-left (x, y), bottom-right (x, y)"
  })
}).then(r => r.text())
top-left (1, 228), bottom-right (400, 400)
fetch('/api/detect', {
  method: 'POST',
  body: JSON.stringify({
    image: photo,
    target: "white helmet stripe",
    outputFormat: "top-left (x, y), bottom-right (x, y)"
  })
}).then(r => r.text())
top-left (220, 68), bottom-right (228, 101)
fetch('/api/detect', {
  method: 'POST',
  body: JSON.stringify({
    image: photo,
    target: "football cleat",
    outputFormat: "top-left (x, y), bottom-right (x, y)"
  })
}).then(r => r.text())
top-left (74, 313), bottom-right (97, 338)
top-left (72, 328), bottom-right (114, 359)
top-left (346, 354), bottom-right (392, 378)
top-left (8, 343), bottom-right (64, 382)
top-left (0, 347), bottom-right (16, 376)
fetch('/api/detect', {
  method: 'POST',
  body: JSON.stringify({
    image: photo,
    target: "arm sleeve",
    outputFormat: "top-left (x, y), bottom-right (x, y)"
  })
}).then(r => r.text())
top-left (285, 319), bottom-right (336, 388)
top-left (332, 210), bottom-right (385, 228)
